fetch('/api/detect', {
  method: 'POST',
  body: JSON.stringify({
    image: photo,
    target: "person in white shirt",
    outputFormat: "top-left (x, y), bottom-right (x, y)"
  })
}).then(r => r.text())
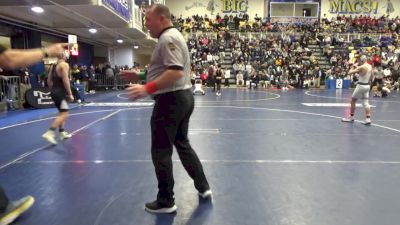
top-left (371, 66), bottom-right (384, 88)
top-left (224, 69), bottom-right (230, 87)
top-left (383, 67), bottom-right (391, 77)
top-left (207, 53), bottom-right (213, 62)
top-left (324, 36), bottom-right (331, 46)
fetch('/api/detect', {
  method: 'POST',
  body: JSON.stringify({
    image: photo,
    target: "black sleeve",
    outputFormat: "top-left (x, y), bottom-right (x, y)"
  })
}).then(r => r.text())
top-left (0, 44), bottom-right (6, 54)
top-left (167, 65), bottom-right (184, 70)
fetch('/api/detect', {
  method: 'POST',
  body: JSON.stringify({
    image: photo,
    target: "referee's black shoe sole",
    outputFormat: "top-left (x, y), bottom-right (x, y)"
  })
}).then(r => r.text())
top-left (144, 200), bottom-right (177, 214)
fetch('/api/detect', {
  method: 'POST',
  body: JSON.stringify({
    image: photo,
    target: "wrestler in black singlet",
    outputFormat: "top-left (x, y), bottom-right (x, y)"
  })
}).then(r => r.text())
top-left (49, 63), bottom-right (69, 112)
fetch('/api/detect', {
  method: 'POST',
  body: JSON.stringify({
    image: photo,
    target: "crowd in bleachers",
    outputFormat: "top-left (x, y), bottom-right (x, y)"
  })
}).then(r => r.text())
top-left (174, 13), bottom-right (400, 95)
top-left (187, 30), bottom-right (326, 89)
top-left (172, 13), bottom-right (400, 34)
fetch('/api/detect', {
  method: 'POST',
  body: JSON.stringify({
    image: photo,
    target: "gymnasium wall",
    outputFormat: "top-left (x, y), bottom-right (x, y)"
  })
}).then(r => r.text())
top-left (166, 0), bottom-right (265, 19)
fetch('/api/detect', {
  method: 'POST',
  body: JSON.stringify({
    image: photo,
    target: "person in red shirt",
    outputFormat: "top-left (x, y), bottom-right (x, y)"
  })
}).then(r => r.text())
top-left (372, 53), bottom-right (381, 66)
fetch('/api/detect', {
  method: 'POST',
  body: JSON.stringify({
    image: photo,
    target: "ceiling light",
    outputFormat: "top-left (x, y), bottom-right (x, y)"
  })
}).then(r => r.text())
top-left (89, 28), bottom-right (97, 34)
top-left (133, 45), bottom-right (139, 49)
top-left (117, 39), bottom-right (123, 43)
top-left (31, 6), bottom-right (44, 13)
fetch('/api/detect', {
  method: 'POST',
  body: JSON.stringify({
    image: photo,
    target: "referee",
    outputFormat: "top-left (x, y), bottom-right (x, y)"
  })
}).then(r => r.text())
top-left (122, 4), bottom-right (211, 214)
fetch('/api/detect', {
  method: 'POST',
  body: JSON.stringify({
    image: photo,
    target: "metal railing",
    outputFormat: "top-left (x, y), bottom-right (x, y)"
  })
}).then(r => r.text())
top-left (334, 33), bottom-right (382, 43)
top-left (0, 76), bottom-right (31, 110)
top-left (187, 31), bottom-right (384, 44)
top-left (94, 73), bottom-right (131, 89)
top-left (132, 5), bottom-right (144, 31)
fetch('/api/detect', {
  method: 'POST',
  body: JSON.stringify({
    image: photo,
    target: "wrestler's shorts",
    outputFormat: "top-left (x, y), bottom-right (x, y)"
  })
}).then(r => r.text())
top-left (51, 89), bottom-right (69, 112)
top-left (352, 84), bottom-right (370, 100)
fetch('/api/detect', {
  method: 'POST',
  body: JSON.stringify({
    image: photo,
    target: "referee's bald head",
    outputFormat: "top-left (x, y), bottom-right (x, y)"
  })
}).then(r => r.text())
top-left (145, 4), bottom-right (173, 38)
top-left (150, 4), bottom-right (171, 20)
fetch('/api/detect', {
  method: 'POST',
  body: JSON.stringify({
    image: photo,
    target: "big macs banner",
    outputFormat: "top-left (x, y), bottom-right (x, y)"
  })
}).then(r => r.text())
top-left (321, 0), bottom-right (399, 18)
top-left (167, 0), bottom-right (264, 18)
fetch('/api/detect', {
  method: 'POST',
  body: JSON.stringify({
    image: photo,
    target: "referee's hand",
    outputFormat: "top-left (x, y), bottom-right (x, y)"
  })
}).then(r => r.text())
top-left (121, 69), bottom-right (140, 82)
top-left (126, 84), bottom-right (148, 100)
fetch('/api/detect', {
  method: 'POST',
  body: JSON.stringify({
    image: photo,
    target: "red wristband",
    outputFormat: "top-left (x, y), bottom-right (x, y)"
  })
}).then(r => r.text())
top-left (145, 81), bottom-right (158, 94)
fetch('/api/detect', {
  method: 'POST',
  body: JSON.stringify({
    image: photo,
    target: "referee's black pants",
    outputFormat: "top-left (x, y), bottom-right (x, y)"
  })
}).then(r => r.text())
top-left (151, 89), bottom-right (210, 205)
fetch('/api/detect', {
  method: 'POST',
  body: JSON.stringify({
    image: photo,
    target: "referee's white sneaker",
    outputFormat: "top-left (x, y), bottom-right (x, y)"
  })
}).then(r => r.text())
top-left (364, 118), bottom-right (372, 125)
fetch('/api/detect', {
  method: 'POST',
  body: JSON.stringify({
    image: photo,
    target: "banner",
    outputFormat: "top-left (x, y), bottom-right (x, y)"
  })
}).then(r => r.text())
top-left (270, 0), bottom-right (319, 2)
top-left (102, 0), bottom-right (131, 21)
top-left (221, 0), bottom-right (249, 13)
top-left (25, 87), bottom-right (79, 109)
top-left (25, 87), bottom-right (54, 109)
top-left (329, 0), bottom-right (379, 14)
top-left (174, 0), bottom-right (264, 17)
top-left (321, 0), bottom-right (399, 17)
